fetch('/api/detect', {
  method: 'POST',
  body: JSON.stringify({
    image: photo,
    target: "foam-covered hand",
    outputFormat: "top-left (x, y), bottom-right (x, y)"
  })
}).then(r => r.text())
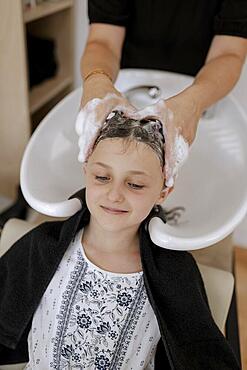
top-left (129, 94), bottom-right (201, 187)
top-left (75, 92), bottom-right (136, 163)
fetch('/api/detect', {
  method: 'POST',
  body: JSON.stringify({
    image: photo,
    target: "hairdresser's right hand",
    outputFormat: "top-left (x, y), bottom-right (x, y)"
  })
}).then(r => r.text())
top-left (76, 75), bottom-right (136, 163)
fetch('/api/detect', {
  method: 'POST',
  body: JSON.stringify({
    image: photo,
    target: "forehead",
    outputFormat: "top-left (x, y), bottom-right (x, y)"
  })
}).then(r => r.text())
top-left (89, 138), bottom-right (163, 175)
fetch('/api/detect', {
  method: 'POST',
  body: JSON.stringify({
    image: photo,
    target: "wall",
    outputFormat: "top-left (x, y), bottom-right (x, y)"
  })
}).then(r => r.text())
top-left (73, 0), bottom-right (88, 89)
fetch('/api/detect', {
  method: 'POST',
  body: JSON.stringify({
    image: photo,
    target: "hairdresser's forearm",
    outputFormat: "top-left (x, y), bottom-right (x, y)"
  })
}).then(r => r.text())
top-left (163, 37), bottom-right (246, 145)
top-left (182, 53), bottom-right (245, 114)
top-left (81, 41), bottom-right (120, 83)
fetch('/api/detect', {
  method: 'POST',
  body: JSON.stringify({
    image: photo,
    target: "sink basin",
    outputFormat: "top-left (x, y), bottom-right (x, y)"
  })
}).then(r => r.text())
top-left (20, 69), bottom-right (247, 250)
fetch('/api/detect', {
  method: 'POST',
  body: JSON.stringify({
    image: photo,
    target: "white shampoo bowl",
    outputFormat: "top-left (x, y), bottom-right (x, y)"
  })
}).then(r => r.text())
top-left (20, 70), bottom-right (247, 250)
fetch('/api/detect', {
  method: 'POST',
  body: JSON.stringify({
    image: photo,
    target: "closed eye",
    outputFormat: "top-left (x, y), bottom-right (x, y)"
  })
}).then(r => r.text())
top-left (128, 183), bottom-right (144, 190)
top-left (95, 176), bottom-right (110, 182)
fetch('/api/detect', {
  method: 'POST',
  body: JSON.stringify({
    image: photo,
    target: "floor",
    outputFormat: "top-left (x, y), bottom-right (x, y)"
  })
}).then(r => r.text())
top-left (234, 215), bottom-right (247, 248)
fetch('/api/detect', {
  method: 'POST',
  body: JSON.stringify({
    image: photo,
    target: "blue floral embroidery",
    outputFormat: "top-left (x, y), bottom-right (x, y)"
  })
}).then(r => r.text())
top-left (50, 254), bottom-right (87, 369)
top-left (116, 292), bottom-right (132, 307)
top-left (110, 278), bottom-right (146, 369)
top-left (51, 246), bottom-right (146, 369)
top-left (95, 353), bottom-right (111, 369)
top-left (79, 280), bottom-right (93, 293)
top-left (96, 321), bottom-right (111, 334)
top-left (108, 330), bottom-right (118, 340)
top-left (61, 344), bottom-right (73, 360)
top-left (77, 313), bottom-right (92, 329)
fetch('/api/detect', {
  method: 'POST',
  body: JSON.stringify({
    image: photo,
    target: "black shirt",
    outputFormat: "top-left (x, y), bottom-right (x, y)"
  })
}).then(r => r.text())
top-left (88, 0), bottom-right (247, 76)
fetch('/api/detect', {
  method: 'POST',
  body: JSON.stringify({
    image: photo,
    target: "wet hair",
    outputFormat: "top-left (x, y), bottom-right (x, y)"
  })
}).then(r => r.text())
top-left (93, 111), bottom-right (165, 168)
top-left (92, 111), bottom-right (185, 226)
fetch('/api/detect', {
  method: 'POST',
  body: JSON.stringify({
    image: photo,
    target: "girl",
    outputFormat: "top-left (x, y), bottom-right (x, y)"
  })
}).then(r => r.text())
top-left (0, 113), bottom-right (239, 369)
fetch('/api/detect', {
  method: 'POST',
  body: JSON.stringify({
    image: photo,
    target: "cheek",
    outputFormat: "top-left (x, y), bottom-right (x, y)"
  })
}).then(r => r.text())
top-left (85, 176), bottom-right (110, 211)
top-left (85, 178), bottom-right (101, 208)
top-left (86, 186), bottom-right (99, 200)
top-left (134, 185), bottom-right (164, 215)
top-left (130, 195), bottom-right (155, 220)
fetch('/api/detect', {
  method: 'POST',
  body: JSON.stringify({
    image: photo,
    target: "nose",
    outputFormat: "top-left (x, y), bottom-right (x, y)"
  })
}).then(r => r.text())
top-left (107, 184), bottom-right (124, 203)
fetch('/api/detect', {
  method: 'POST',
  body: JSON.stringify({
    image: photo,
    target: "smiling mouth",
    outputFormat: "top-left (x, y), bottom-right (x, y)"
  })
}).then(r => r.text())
top-left (100, 206), bottom-right (128, 214)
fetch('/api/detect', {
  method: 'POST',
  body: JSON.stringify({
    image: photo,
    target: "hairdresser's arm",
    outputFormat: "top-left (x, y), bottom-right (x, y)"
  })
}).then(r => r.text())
top-left (80, 23), bottom-right (125, 106)
top-left (166, 35), bottom-right (247, 144)
top-left (131, 35), bottom-right (247, 187)
top-left (76, 24), bottom-right (136, 162)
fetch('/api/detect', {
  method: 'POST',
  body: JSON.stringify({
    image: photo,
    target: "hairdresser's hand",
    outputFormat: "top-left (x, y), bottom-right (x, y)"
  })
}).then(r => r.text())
top-left (76, 75), bottom-right (136, 162)
top-left (165, 91), bottom-right (202, 145)
top-left (129, 92), bottom-right (202, 187)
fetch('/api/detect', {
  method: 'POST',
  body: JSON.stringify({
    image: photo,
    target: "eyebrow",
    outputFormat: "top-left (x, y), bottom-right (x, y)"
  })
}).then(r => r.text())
top-left (92, 162), bottom-right (151, 177)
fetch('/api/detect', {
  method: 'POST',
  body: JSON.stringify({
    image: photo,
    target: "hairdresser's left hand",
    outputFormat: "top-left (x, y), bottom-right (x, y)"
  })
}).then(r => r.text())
top-left (165, 91), bottom-right (202, 143)
top-left (130, 91), bottom-right (202, 187)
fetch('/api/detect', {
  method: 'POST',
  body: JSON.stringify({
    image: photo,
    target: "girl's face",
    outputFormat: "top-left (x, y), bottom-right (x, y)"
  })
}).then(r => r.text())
top-left (84, 138), bottom-right (169, 233)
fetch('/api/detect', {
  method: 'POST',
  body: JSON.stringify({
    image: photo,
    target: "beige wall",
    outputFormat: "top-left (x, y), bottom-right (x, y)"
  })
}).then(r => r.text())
top-left (73, 0), bottom-right (88, 89)
top-left (0, 1), bottom-right (30, 199)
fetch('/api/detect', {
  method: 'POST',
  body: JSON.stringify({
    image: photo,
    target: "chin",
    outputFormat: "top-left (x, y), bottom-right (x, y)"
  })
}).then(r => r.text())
top-left (98, 219), bottom-right (132, 232)
top-left (93, 214), bottom-right (139, 233)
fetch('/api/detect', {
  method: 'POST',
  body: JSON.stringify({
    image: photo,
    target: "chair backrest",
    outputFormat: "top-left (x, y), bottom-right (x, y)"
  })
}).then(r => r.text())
top-left (0, 363), bottom-right (26, 370)
top-left (197, 263), bottom-right (233, 333)
top-left (0, 218), bottom-right (36, 258)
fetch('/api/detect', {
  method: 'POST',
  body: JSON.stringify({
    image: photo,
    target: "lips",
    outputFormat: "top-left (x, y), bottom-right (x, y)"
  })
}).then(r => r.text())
top-left (100, 206), bottom-right (128, 214)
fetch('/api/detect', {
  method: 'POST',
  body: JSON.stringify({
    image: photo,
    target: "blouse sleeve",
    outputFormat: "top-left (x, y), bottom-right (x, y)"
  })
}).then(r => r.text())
top-left (214, 0), bottom-right (247, 38)
top-left (88, 0), bottom-right (130, 27)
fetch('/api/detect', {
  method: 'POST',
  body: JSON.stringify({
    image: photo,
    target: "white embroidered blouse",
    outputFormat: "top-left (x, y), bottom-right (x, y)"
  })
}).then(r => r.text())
top-left (25, 229), bottom-right (161, 369)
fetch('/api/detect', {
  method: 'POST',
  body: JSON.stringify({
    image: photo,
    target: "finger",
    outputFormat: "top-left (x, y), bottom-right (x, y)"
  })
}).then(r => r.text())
top-left (113, 103), bottom-right (137, 116)
top-left (76, 111), bottom-right (102, 163)
top-left (76, 94), bottom-right (144, 163)
top-left (75, 98), bottom-right (102, 135)
top-left (128, 99), bottom-right (167, 121)
top-left (100, 92), bottom-right (137, 115)
top-left (164, 133), bottom-right (189, 188)
top-left (77, 120), bottom-right (101, 162)
top-left (76, 99), bottom-right (118, 163)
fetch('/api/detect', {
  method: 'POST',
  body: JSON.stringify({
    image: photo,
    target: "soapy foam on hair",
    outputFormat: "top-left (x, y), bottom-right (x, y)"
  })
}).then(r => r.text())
top-left (93, 111), bottom-right (165, 168)
top-left (76, 93), bottom-right (136, 162)
top-left (127, 100), bottom-right (189, 187)
top-left (166, 134), bottom-right (189, 187)
top-left (76, 94), bottom-right (189, 187)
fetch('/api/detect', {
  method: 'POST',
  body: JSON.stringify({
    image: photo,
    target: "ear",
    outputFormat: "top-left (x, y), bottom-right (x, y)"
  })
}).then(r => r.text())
top-left (156, 186), bottom-right (173, 205)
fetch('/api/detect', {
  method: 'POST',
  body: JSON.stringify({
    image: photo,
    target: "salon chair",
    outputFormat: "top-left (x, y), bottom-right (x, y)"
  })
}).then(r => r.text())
top-left (0, 218), bottom-right (235, 370)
